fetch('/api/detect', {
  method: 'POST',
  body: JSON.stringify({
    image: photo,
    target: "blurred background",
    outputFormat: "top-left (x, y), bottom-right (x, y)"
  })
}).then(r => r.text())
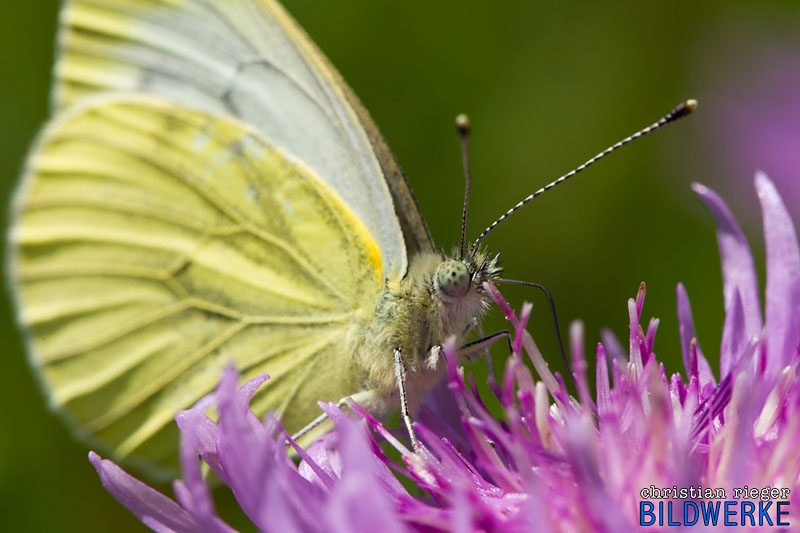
top-left (1, 0), bottom-right (798, 531)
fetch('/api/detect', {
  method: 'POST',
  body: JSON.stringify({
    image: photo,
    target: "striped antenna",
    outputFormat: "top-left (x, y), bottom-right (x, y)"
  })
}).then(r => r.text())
top-left (472, 99), bottom-right (697, 248)
top-left (456, 113), bottom-right (472, 260)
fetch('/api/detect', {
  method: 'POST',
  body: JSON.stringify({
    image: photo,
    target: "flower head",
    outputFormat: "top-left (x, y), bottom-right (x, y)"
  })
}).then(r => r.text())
top-left (91, 173), bottom-right (800, 531)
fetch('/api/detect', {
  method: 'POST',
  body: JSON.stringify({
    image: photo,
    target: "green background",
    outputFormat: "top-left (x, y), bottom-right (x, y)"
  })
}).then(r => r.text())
top-left (1, 1), bottom-right (797, 531)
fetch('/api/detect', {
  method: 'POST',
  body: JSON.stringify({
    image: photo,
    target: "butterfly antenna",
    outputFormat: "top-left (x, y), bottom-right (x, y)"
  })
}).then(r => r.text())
top-left (456, 114), bottom-right (472, 260)
top-left (496, 278), bottom-right (577, 393)
top-left (472, 99), bottom-right (698, 248)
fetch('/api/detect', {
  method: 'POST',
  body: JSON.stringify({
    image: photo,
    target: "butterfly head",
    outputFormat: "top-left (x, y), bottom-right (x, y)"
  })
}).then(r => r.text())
top-left (434, 260), bottom-right (470, 301)
top-left (433, 248), bottom-right (500, 305)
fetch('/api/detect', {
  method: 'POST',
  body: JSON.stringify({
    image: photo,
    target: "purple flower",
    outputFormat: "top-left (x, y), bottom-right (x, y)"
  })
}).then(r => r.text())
top-left (91, 173), bottom-right (800, 531)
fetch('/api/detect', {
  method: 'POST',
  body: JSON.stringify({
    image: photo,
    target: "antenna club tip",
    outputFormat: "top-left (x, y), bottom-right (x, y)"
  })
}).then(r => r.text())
top-left (455, 113), bottom-right (471, 132)
top-left (667, 99), bottom-right (699, 122)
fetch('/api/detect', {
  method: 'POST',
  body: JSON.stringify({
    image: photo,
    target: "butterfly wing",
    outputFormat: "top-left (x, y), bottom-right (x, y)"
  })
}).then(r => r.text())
top-left (55, 0), bottom-right (434, 268)
top-left (10, 94), bottom-right (384, 472)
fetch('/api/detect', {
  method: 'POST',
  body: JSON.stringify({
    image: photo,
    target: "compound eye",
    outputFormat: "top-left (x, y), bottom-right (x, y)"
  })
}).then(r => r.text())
top-left (437, 260), bottom-right (471, 298)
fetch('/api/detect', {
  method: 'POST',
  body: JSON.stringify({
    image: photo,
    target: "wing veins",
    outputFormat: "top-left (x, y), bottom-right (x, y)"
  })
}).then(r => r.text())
top-left (106, 325), bottom-right (343, 456)
top-left (41, 290), bottom-right (351, 364)
top-left (273, 354), bottom-right (317, 420)
top-left (119, 326), bottom-right (340, 456)
top-left (22, 193), bottom-right (344, 302)
top-left (42, 129), bottom-right (350, 302)
top-left (22, 194), bottom-right (231, 234)
top-left (86, 320), bottom-right (250, 434)
top-left (42, 299), bottom-right (196, 362)
top-left (194, 0), bottom-right (334, 113)
top-left (67, 1), bottom-right (338, 128)
top-left (58, 327), bottom-right (331, 408)
top-left (20, 263), bottom-right (173, 283)
top-left (195, 0), bottom-right (384, 192)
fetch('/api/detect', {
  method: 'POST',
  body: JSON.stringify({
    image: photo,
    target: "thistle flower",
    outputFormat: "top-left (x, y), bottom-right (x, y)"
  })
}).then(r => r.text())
top-left (90, 173), bottom-right (800, 531)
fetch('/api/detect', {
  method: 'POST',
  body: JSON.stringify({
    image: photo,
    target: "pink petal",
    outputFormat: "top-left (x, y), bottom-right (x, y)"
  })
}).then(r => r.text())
top-left (627, 298), bottom-right (642, 371)
top-left (693, 182), bottom-right (762, 342)
top-left (720, 288), bottom-right (747, 377)
top-left (325, 412), bottom-right (408, 533)
top-left (215, 366), bottom-right (268, 526)
top-left (756, 172), bottom-right (800, 378)
top-left (88, 452), bottom-right (201, 533)
top-left (595, 343), bottom-right (611, 415)
top-left (173, 434), bottom-right (234, 533)
top-left (174, 410), bottom-right (225, 483)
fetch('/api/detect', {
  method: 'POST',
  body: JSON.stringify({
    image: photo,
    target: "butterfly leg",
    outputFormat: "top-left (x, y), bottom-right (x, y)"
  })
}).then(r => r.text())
top-left (393, 348), bottom-right (420, 453)
top-left (469, 318), bottom-right (495, 362)
top-left (450, 331), bottom-right (513, 449)
top-left (458, 330), bottom-right (512, 361)
top-left (458, 329), bottom-right (511, 404)
top-left (289, 389), bottom-right (380, 443)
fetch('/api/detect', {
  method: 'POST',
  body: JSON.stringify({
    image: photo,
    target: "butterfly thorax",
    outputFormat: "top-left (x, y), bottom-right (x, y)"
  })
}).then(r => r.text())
top-left (356, 249), bottom-right (501, 414)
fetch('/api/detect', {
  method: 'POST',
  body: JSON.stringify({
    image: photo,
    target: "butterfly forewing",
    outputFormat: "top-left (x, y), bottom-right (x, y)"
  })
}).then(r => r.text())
top-left (56, 0), bottom-right (434, 277)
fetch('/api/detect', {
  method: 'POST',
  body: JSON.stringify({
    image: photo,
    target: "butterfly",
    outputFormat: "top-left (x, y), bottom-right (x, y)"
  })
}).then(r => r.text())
top-left (8, 0), bottom-right (694, 476)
